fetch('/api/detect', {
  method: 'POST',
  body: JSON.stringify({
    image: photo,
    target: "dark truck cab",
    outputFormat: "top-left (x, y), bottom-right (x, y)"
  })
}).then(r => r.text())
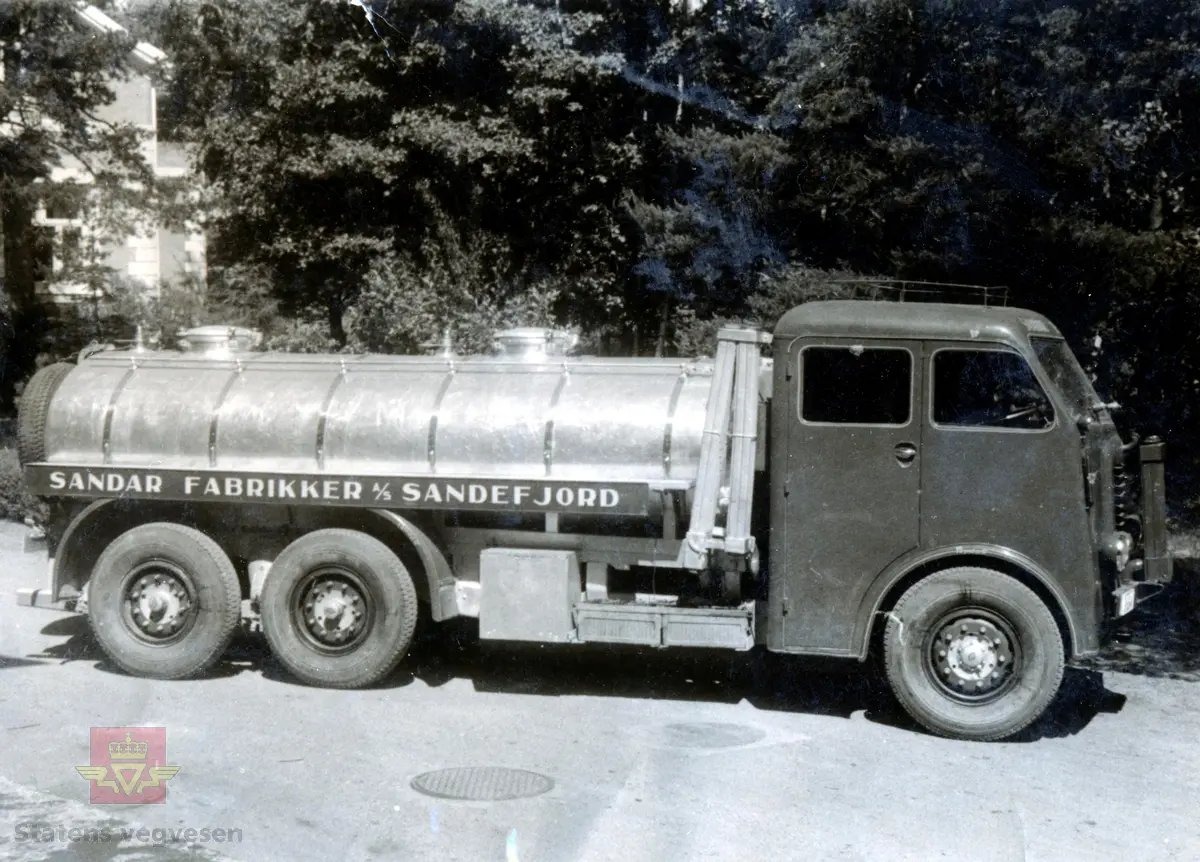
top-left (765, 300), bottom-right (1172, 738)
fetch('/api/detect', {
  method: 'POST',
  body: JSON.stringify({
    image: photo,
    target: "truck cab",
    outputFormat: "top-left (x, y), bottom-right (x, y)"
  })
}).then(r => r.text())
top-left (765, 301), bottom-right (1171, 738)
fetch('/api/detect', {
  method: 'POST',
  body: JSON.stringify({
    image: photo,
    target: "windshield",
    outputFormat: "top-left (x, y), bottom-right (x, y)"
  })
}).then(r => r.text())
top-left (1031, 336), bottom-right (1099, 421)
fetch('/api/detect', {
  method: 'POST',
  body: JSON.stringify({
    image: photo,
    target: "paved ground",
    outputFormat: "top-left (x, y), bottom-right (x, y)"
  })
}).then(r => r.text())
top-left (1, 521), bottom-right (1199, 862)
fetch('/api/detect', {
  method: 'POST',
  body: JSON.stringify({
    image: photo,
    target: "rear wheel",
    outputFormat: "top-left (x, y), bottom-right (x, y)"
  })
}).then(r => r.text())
top-left (87, 523), bottom-right (242, 679)
top-left (883, 567), bottom-right (1065, 741)
top-left (259, 529), bottom-right (419, 689)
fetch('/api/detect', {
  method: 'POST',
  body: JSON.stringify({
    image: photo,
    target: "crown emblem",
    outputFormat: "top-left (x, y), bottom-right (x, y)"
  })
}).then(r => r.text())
top-left (78, 727), bottom-right (180, 804)
top-left (108, 732), bottom-right (149, 761)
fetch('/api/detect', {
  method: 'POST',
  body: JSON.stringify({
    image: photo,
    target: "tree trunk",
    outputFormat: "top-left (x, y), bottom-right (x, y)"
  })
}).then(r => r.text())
top-left (0, 187), bottom-right (46, 413)
top-left (2, 188), bottom-right (37, 312)
top-left (327, 292), bottom-right (346, 347)
top-left (1144, 166), bottom-right (1165, 230)
top-left (655, 296), bottom-right (670, 357)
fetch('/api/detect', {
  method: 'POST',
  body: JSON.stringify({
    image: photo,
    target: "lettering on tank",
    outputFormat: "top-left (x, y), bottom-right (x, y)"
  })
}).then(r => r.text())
top-left (30, 467), bottom-right (647, 516)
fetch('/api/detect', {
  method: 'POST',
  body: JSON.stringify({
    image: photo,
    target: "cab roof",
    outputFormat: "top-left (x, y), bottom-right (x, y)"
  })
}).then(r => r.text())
top-left (773, 300), bottom-right (1064, 346)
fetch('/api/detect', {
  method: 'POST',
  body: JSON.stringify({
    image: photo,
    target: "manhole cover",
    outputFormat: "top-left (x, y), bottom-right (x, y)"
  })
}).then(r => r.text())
top-left (410, 767), bottom-right (554, 801)
top-left (660, 722), bottom-right (766, 749)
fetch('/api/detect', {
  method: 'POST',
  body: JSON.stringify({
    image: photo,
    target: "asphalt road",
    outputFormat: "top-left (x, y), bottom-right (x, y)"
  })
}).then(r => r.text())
top-left (1, 521), bottom-right (1198, 862)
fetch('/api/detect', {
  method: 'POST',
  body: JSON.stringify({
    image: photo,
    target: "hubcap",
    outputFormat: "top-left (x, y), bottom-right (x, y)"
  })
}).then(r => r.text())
top-left (298, 576), bottom-right (368, 648)
top-left (931, 616), bottom-right (1015, 699)
top-left (125, 566), bottom-right (193, 640)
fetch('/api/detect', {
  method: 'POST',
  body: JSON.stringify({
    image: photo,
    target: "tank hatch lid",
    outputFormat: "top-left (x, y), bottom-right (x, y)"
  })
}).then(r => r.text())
top-left (489, 326), bottom-right (578, 360)
top-left (493, 327), bottom-right (579, 359)
top-left (177, 325), bottom-right (263, 355)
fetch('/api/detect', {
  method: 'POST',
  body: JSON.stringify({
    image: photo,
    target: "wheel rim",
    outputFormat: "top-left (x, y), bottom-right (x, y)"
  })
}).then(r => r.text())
top-left (924, 609), bottom-right (1022, 704)
top-left (120, 561), bottom-right (198, 645)
top-left (290, 567), bottom-right (374, 656)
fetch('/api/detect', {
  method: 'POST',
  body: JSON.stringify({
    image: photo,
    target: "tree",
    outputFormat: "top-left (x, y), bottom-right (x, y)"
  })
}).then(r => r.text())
top-left (123, 0), bottom-right (1200, 508)
top-left (757, 0), bottom-right (1200, 490)
top-left (0, 0), bottom-right (163, 408)
top-left (132, 0), bottom-right (653, 348)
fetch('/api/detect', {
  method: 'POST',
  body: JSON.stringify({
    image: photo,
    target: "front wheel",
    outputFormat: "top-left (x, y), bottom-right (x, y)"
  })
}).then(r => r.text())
top-left (883, 567), bottom-right (1065, 741)
top-left (259, 529), bottom-right (419, 689)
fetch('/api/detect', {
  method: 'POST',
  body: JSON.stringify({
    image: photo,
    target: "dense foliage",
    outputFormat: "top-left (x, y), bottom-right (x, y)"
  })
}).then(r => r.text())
top-left (0, 0), bottom-right (176, 405)
top-left (4, 0), bottom-right (1200, 509)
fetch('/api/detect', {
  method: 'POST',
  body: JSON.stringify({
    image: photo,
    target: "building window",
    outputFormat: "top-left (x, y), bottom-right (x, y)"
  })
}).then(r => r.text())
top-left (60, 226), bottom-right (83, 268)
top-left (43, 197), bottom-right (81, 221)
top-left (31, 226), bottom-right (56, 283)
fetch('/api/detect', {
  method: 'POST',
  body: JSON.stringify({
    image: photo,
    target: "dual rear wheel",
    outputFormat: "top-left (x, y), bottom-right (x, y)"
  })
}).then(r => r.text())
top-left (87, 524), bottom-right (418, 688)
top-left (259, 528), bottom-right (419, 688)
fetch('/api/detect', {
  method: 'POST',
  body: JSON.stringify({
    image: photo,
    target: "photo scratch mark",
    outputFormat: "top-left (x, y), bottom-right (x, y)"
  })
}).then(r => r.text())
top-left (1010, 799), bottom-right (1029, 862)
top-left (347, 0), bottom-right (408, 66)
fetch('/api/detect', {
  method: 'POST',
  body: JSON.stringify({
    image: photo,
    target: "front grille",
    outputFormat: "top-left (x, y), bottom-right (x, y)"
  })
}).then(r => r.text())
top-left (1113, 459), bottom-right (1141, 541)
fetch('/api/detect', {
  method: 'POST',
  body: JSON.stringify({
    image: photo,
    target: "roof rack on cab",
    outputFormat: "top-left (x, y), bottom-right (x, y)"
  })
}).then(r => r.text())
top-left (824, 278), bottom-right (1010, 307)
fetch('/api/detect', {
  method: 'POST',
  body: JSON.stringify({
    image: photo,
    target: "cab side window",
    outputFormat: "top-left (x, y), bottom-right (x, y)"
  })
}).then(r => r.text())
top-left (932, 349), bottom-right (1054, 430)
top-left (801, 346), bottom-right (912, 425)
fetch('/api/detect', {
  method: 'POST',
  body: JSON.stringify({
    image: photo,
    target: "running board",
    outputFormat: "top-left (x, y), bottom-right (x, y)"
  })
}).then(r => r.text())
top-left (573, 601), bottom-right (754, 650)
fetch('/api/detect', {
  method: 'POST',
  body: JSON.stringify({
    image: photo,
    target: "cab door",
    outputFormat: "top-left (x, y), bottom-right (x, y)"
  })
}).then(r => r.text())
top-left (918, 342), bottom-right (1092, 577)
top-left (771, 337), bottom-right (923, 653)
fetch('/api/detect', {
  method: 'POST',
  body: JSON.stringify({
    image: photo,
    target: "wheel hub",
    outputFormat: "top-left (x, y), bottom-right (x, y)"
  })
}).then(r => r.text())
top-left (127, 571), bottom-right (192, 638)
top-left (301, 578), bottom-right (366, 646)
top-left (934, 618), bottom-right (1014, 695)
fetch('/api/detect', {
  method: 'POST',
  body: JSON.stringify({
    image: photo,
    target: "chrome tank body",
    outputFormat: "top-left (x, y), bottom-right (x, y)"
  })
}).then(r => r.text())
top-left (39, 348), bottom-right (754, 484)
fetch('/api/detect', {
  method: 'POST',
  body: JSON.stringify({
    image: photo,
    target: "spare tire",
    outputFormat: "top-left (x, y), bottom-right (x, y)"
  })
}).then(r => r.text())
top-left (17, 362), bottom-right (74, 467)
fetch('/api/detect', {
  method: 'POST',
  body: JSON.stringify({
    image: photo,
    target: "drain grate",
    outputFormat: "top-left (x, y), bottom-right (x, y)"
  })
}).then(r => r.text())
top-left (410, 767), bottom-right (554, 801)
top-left (660, 722), bottom-right (766, 749)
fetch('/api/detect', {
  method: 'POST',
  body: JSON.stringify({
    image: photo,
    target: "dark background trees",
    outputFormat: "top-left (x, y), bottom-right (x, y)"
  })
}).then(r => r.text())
top-left (0, 0), bottom-right (164, 409)
top-left (7, 0), bottom-right (1200, 512)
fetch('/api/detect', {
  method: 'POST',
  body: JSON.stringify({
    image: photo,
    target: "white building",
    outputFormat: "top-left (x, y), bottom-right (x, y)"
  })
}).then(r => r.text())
top-left (29, 2), bottom-right (206, 303)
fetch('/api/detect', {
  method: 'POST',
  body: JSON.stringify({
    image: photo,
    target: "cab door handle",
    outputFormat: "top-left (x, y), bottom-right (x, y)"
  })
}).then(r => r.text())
top-left (894, 442), bottom-right (918, 465)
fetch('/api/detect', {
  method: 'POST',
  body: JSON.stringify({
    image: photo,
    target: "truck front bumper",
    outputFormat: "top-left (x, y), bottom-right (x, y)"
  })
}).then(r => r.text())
top-left (14, 528), bottom-right (77, 612)
top-left (1106, 436), bottom-right (1173, 620)
top-left (16, 587), bottom-right (75, 611)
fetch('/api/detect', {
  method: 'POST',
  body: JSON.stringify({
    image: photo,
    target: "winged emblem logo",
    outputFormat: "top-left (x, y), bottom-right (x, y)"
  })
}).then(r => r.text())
top-left (76, 728), bottom-right (181, 804)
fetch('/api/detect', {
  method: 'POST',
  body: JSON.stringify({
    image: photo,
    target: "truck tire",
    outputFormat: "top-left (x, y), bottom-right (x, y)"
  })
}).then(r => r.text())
top-left (17, 362), bottom-right (74, 467)
top-left (87, 522), bottom-right (242, 680)
top-left (259, 528), bottom-right (419, 689)
top-left (883, 567), bottom-right (1065, 742)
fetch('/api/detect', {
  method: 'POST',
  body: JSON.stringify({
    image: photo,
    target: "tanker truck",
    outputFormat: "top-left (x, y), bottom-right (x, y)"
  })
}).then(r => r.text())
top-left (13, 295), bottom-right (1174, 741)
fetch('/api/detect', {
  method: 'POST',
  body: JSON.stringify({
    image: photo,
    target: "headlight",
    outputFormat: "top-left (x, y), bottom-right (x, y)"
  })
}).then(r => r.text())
top-left (1101, 531), bottom-right (1133, 572)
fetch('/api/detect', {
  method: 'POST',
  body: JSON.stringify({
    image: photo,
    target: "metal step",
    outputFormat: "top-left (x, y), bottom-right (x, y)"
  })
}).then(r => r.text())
top-left (573, 600), bottom-right (754, 650)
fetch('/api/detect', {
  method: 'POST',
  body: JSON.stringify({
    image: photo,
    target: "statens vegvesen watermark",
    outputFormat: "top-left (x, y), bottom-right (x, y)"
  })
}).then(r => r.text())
top-left (14, 823), bottom-right (243, 846)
